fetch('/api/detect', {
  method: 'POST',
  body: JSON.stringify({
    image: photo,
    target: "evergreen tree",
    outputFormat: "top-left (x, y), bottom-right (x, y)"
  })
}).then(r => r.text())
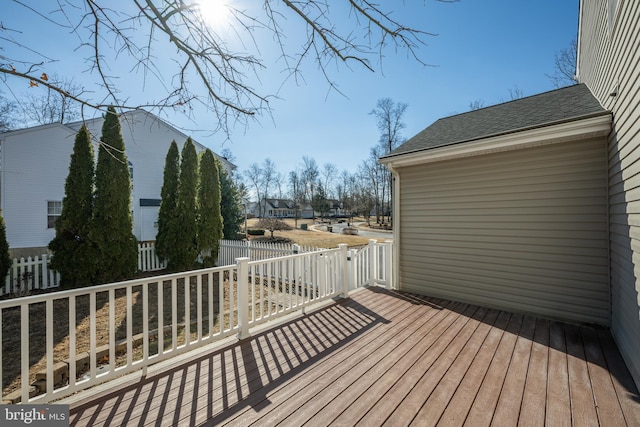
top-left (48, 125), bottom-right (95, 287)
top-left (0, 210), bottom-right (11, 283)
top-left (168, 138), bottom-right (198, 271)
top-left (197, 150), bottom-right (223, 267)
top-left (219, 161), bottom-right (244, 240)
top-left (90, 107), bottom-right (138, 283)
top-left (313, 182), bottom-right (331, 220)
top-left (155, 141), bottom-right (180, 262)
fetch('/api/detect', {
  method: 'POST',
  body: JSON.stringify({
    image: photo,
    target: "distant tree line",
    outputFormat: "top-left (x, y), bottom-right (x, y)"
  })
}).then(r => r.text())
top-left (242, 98), bottom-right (408, 227)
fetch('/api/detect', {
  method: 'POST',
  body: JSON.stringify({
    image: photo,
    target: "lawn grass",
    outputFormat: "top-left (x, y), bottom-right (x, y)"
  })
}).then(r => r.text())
top-left (245, 217), bottom-right (386, 248)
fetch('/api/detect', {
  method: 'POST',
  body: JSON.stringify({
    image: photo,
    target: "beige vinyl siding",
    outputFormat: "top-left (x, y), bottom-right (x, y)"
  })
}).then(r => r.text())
top-left (397, 137), bottom-right (609, 325)
top-left (579, 0), bottom-right (640, 386)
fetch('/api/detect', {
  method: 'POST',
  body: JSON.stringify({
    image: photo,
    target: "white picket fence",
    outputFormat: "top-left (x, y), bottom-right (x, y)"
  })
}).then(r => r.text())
top-left (0, 240), bottom-right (393, 404)
top-left (3, 254), bottom-right (61, 297)
top-left (137, 241), bottom-right (167, 272)
top-left (216, 239), bottom-right (321, 266)
top-left (3, 240), bottom-right (322, 297)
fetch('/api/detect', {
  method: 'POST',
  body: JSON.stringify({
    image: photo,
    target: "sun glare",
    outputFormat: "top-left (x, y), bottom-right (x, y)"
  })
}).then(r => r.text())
top-left (197, 1), bottom-right (231, 28)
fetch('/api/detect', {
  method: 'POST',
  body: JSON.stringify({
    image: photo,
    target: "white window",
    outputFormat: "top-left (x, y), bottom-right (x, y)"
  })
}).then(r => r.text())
top-left (47, 201), bottom-right (62, 228)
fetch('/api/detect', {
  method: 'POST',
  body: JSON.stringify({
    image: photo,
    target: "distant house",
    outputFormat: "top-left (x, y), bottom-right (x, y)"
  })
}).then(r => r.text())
top-left (0, 109), bottom-right (234, 254)
top-left (253, 198), bottom-right (314, 219)
top-left (380, 0), bottom-right (640, 388)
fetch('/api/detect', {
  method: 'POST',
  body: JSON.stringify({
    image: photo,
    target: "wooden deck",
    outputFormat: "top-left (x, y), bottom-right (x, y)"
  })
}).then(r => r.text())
top-left (67, 287), bottom-right (640, 426)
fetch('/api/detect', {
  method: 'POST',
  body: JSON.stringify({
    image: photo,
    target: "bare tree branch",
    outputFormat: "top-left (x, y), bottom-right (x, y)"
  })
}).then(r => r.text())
top-left (1, 0), bottom-right (440, 135)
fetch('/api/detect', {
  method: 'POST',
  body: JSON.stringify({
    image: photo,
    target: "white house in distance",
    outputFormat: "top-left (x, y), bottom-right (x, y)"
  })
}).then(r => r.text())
top-left (0, 109), bottom-right (235, 255)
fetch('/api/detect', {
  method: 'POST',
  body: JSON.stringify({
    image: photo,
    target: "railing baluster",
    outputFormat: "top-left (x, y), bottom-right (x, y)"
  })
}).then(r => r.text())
top-left (143, 283), bottom-right (149, 363)
top-left (266, 261), bottom-right (272, 318)
top-left (171, 278), bottom-right (177, 351)
top-left (157, 281), bottom-right (164, 357)
top-left (46, 299), bottom-right (53, 395)
top-left (109, 289), bottom-right (115, 373)
top-left (0, 307), bottom-right (3, 398)
top-left (219, 270), bottom-right (224, 333)
top-left (90, 292), bottom-right (96, 380)
top-left (69, 295), bottom-right (76, 388)
top-left (274, 260), bottom-right (280, 314)
top-left (197, 273), bottom-right (202, 342)
top-left (185, 275), bottom-right (191, 347)
top-left (126, 287), bottom-right (132, 366)
top-left (21, 303), bottom-right (29, 404)
top-left (208, 272), bottom-right (214, 337)
top-left (230, 267), bottom-right (235, 331)
top-left (250, 264), bottom-right (255, 323)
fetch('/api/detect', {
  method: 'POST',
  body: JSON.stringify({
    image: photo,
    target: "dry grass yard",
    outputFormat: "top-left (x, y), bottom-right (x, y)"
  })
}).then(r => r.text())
top-left (245, 218), bottom-right (378, 248)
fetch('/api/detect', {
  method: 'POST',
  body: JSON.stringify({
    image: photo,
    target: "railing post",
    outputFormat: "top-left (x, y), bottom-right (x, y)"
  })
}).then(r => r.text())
top-left (385, 240), bottom-right (393, 289)
top-left (368, 239), bottom-right (377, 287)
top-left (236, 257), bottom-right (250, 340)
top-left (339, 244), bottom-right (349, 297)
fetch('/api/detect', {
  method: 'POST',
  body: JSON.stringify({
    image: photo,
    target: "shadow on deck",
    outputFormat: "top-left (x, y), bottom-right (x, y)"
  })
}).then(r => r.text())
top-left (67, 287), bottom-right (640, 426)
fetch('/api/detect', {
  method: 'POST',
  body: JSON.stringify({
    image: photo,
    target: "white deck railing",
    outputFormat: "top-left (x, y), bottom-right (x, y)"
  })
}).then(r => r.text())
top-left (348, 239), bottom-right (394, 290)
top-left (0, 240), bottom-right (392, 404)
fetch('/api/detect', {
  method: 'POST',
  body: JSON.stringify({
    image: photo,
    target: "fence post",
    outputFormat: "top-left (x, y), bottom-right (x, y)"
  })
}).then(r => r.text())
top-left (339, 244), bottom-right (349, 297)
top-left (236, 257), bottom-right (250, 340)
top-left (368, 239), bottom-right (377, 287)
top-left (42, 253), bottom-right (49, 289)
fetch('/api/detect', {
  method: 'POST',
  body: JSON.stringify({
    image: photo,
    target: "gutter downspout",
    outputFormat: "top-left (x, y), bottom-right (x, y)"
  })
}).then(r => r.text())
top-left (576, 0), bottom-right (583, 82)
top-left (384, 163), bottom-right (400, 290)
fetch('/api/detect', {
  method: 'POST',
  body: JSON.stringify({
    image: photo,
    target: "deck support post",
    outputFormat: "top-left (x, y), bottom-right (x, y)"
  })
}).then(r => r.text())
top-left (236, 257), bottom-right (251, 340)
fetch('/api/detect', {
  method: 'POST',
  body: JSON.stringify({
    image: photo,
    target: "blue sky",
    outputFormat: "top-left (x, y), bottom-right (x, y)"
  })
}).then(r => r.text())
top-left (2, 1), bottom-right (579, 179)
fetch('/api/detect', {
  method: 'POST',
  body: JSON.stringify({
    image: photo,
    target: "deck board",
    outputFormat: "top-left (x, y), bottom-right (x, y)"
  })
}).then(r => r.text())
top-left (65, 287), bottom-right (640, 427)
top-left (518, 318), bottom-right (550, 427)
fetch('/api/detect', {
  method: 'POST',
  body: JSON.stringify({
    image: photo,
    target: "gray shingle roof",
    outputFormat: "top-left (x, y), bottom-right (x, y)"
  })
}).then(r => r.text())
top-left (382, 84), bottom-right (608, 159)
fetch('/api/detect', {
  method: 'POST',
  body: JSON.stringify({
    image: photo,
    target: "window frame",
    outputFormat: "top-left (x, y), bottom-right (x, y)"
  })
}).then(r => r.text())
top-left (47, 200), bottom-right (63, 229)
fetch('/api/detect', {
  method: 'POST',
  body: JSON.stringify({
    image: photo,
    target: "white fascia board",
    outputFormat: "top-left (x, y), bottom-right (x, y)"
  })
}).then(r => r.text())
top-left (380, 114), bottom-right (612, 168)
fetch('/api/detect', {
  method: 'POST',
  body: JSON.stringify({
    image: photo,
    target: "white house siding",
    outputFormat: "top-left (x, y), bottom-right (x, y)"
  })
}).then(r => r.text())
top-left (1, 124), bottom-right (78, 249)
top-left (397, 138), bottom-right (610, 325)
top-left (1, 110), bottom-right (234, 249)
top-left (578, 0), bottom-right (640, 386)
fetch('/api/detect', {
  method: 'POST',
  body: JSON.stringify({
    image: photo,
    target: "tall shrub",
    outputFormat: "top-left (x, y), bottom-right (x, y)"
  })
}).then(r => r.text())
top-left (90, 107), bottom-right (137, 283)
top-left (0, 210), bottom-right (11, 283)
top-left (155, 140), bottom-right (180, 262)
top-left (197, 150), bottom-right (223, 267)
top-left (219, 160), bottom-right (244, 240)
top-left (168, 138), bottom-right (198, 271)
top-left (48, 125), bottom-right (95, 287)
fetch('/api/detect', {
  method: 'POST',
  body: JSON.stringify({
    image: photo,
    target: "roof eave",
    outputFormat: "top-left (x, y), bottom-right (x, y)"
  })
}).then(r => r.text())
top-left (380, 113), bottom-right (612, 168)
